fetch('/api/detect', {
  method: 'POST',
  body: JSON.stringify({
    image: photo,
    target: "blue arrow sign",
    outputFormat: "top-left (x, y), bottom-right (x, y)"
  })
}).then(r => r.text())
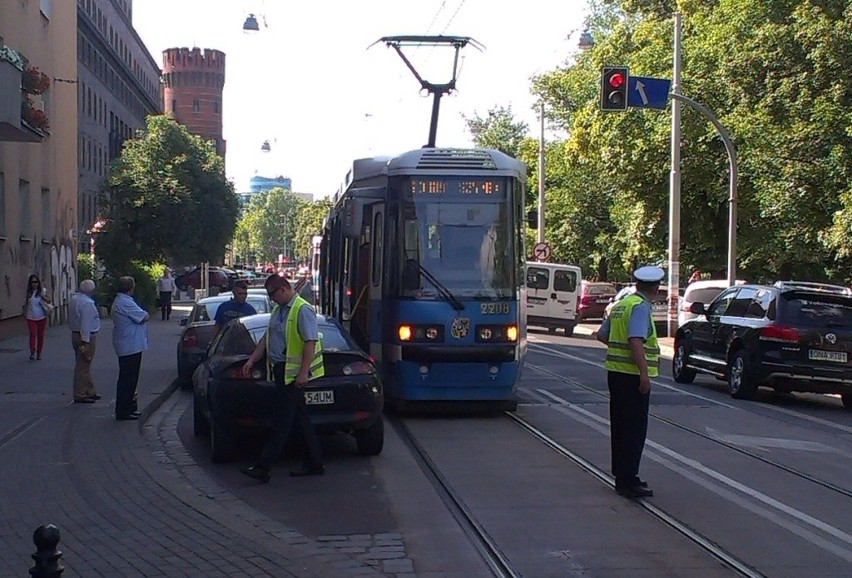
top-left (627, 76), bottom-right (671, 109)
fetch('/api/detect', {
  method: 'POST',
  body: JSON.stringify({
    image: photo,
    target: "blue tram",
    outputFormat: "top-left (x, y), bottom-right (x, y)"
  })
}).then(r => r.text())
top-left (319, 147), bottom-right (528, 408)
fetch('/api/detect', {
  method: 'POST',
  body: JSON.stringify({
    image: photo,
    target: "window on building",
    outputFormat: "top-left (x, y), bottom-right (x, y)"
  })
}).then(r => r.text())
top-left (193, 99), bottom-right (201, 113)
top-left (41, 188), bottom-right (52, 240)
top-left (213, 100), bottom-right (221, 114)
top-left (20, 180), bottom-right (31, 239)
top-left (171, 99), bottom-right (176, 112)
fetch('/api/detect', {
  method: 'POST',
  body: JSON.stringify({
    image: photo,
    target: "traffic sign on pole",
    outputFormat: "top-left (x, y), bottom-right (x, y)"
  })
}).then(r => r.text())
top-left (532, 242), bottom-right (552, 262)
top-left (627, 76), bottom-right (671, 110)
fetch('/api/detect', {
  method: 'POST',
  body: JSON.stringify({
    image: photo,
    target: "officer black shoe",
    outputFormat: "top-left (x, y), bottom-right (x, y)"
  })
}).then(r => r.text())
top-left (240, 465), bottom-right (270, 483)
top-left (616, 485), bottom-right (654, 498)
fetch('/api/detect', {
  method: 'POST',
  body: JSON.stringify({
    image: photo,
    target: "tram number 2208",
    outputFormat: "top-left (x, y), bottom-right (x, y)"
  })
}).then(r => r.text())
top-left (480, 303), bottom-right (510, 315)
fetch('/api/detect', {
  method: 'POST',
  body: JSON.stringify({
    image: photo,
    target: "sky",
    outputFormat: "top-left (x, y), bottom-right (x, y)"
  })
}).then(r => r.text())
top-left (133, 0), bottom-right (589, 197)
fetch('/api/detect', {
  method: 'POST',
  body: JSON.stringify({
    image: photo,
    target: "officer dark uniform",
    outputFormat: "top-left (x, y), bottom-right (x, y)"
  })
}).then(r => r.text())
top-left (596, 266), bottom-right (663, 498)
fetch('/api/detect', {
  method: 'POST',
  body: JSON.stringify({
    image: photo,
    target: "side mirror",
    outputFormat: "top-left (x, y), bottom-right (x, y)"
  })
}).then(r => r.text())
top-left (689, 302), bottom-right (707, 315)
top-left (179, 317), bottom-right (188, 326)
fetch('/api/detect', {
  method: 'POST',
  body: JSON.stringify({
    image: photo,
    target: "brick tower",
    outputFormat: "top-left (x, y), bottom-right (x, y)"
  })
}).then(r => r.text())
top-left (162, 47), bottom-right (226, 158)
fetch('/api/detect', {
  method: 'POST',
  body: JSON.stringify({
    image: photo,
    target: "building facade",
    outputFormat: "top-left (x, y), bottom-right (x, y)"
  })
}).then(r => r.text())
top-left (0, 0), bottom-right (78, 325)
top-left (77, 0), bottom-right (162, 253)
top-left (162, 47), bottom-right (225, 157)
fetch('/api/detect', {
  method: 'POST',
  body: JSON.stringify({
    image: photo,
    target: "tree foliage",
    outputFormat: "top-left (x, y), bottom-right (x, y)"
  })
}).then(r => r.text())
top-left (462, 106), bottom-right (530, 158)
top-left (293, 198), bottom-right (333, 261)
top-left (515, 0), bottom-right (852, 283)
top-left (95, 115), bottom-right (239, 271)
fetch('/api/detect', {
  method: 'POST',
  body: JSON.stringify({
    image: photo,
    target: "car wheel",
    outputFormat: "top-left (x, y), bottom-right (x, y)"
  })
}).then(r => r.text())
top-left (193, 394), bottom-right (209, 437)
top-left (209, 415), bottom-right (234, 463)
top-left (841, 393), bottom-right (852, 410)
top-left (355, 418), bottom-right (384, 456)
top-left (672, 338), bottom-right (696, 384)
top-left (564, 325), bottom-right (574, 337)
top-left (728, 350), bottom-right (757, 400)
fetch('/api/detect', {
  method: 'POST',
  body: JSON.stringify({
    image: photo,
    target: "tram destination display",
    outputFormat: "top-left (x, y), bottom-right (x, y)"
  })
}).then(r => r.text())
top-left (410, 178), bottom-right (504, 196)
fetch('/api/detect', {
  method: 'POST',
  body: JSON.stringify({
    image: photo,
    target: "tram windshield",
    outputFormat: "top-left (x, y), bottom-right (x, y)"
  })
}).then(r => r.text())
top-left (400, 179), bottom-right (514, 299)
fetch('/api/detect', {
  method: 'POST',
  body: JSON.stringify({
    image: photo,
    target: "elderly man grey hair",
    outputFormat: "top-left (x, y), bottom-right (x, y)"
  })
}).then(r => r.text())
top-left (79, 279), bottom-right (96, 294)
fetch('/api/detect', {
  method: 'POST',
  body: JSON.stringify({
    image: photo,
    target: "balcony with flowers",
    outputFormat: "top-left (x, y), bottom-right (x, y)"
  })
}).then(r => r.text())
top-left (0, 43), bottom-right (46, 142)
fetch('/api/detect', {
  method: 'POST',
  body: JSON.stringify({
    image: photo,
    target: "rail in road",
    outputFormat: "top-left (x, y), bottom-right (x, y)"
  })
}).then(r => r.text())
top-left (521, 335), bottom-right (852, 576)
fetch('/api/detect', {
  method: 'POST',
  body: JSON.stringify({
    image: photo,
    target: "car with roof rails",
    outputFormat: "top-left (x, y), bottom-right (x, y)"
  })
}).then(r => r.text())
top-left (672, 280), bottom-right (852, 408)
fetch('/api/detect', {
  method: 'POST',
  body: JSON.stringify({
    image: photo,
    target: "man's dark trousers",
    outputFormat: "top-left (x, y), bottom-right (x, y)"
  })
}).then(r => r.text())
top-left (257, 363), bottom-right (323, 470)
top-left (607, 370), bottom-right (650, 489)
top-left (116, 352), bottom-right (142, 417)
top-left (159, 291), bottom-right (172, 320)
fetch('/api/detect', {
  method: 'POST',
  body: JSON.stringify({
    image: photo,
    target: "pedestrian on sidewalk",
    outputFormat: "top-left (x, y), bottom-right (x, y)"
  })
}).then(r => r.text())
top-left (23, 274), bottom-right (52, 361)
top-left (596, 265), bottom-right (663, 499)
top-left (69, 279), bottom-right (101, 403)
top-left (239, 275), bottom-right (325, 483)
top-left (157, 268), bottom-right (176, 321)
top-left (213, 280), bottom-right (256, 335)
top-left (111, 276), bottom-right (149, 421)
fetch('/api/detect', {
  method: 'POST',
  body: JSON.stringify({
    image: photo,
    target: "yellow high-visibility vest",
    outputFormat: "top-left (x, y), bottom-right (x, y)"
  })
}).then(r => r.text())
top-left (605, 293), bottom-right (660, 377)
top-left (266, 295), bottom-right (324, 383)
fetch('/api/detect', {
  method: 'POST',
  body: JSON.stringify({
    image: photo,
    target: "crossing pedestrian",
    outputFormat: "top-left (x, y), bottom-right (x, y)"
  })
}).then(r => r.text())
top-left (596, 265), bottom-right (663, 499)
top-left (69, 279), bottom-right (101, 403)
top-left (23, 274), bottom-right (52, 361)
top-left (111, 276), bottom-right (149, 421)
top-left (239, 275), bottom-right (325, 483)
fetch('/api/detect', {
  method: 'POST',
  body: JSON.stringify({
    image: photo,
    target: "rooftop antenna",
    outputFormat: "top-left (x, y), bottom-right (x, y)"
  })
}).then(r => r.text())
top-left (371, 35), bottom-right (483, 148)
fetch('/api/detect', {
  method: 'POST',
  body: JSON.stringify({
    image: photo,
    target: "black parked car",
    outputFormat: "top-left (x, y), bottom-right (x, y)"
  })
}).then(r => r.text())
top-left (192, 313), bottom-right (384, 462)
top-left (673, 281), bottom-right (852, 408)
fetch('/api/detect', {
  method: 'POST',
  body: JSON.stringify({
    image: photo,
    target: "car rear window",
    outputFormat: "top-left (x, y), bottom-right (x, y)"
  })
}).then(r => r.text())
top-left (686, 287), bottom-right (726, 304)
top-left (585, 283), bottom-right (616, 296)
top-left (246, 322), bottom-right (354, 352)
top-left (779, 295), bottom-right (852, 328)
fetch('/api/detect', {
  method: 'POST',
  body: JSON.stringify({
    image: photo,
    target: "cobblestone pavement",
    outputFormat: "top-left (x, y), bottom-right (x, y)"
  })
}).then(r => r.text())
top-left (0, 306), bottom-right (413, 577)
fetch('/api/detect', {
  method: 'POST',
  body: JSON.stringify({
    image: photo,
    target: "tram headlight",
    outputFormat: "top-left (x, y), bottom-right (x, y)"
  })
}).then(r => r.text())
top-left (399, 325), bottom-right (413, 341)
top-left (425, 327), bottom-right (439, 340)
top-left (506, 325), bottom-right (518, 342)
top-left (478, 327), bottom-right (494, 341)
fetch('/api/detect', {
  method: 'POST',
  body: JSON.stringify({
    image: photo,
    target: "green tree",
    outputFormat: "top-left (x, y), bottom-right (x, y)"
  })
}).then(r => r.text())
top-left (237, 187), bottom-right (306, 263)
top-left (462, 105), bottom-right (530, 158)
top-left (292, 198), bottom-right (333, 261)
top-left (95, 115), bottom-right (239, 271)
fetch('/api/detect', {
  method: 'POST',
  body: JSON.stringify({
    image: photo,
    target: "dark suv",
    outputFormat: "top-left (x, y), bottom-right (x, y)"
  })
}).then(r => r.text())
top-left (673, 281), bottom-right (852, 408)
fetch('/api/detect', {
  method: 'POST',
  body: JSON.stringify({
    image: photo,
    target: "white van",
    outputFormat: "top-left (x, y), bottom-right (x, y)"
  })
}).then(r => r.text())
top-left (525, 262), bottom-right (582, 336)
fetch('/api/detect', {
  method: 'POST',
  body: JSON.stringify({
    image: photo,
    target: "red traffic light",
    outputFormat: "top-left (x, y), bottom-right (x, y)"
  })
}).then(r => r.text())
top-left (600, 66), bottom-right (629, 112)
top-left (607, 72), bottom-right (625, 88)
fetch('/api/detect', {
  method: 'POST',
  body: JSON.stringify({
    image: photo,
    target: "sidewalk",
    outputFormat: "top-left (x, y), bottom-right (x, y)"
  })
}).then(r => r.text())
top-left (0, 308), bottom-right (385, 577)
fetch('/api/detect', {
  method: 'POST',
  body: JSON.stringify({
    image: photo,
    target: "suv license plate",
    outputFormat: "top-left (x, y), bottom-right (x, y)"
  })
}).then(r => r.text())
top-left (305, 390), bottom-right (334, 405)
top-left (808, 350), bottom-right (847, 363)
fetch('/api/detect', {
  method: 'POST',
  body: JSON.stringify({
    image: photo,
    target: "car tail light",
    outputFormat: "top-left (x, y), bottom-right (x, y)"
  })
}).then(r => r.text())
top-left (182, 329), bottom-right (198, 347)
top-left (760, 324), bottom-right (801, 343)
top-left (342, 361), bottom-right (374, 376)
top-left (226, 367), bottom-right (261, 379)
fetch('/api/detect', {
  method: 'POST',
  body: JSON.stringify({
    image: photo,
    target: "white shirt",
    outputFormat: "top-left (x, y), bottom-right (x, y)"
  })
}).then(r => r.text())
top-left (157, 275), bottom-right (176, 293)
top-left (68, 292), bottom-right (101, 343)
top-left (25, 289), bottom-right (48, 321)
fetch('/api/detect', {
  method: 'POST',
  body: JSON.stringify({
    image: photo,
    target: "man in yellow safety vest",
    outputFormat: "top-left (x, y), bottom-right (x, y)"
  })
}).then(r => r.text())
top-left (596, 265), bottom-right (663, 498)
top-left (240, 274), bottom-right (325, 483)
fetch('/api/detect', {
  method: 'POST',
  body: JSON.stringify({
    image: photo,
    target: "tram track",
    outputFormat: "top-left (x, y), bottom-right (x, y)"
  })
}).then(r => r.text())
top-left (504, 411), bottom-right (766, 578)
top-left (388, 414), bottom-right (521, 578)
top-left (525, 359), bottom-right (852, 500)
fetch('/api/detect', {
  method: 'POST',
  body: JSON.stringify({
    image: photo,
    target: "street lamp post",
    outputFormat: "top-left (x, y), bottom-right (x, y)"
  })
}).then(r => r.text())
top-left (667, 12), bottom-right (683, 337)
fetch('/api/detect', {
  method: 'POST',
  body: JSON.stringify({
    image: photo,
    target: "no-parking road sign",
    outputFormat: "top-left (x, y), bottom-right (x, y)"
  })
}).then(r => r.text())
top-left (532, 242), bottom-right (552, 262)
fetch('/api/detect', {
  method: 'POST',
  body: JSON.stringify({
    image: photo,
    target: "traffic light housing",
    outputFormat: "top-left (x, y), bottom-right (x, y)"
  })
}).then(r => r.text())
top-left (601, 66), bottom-right (629, 111)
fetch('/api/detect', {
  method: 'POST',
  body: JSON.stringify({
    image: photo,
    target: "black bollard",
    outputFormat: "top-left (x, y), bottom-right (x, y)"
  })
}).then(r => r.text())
top-left (29, 524), bottom-right (63, 577)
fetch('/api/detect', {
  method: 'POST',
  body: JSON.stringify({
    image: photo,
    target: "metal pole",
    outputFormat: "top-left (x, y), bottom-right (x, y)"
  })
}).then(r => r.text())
top-left (537, 102), bottom-right (546, 244)
top-left (669, 93), bottom-right (738, 286)
top-left (667, 12), bottom-right (682, 338)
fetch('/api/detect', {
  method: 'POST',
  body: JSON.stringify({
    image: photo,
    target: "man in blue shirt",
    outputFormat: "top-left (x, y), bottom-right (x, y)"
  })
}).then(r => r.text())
top-left (111, 276), bottom-right (149, 421)
top-left (69, 279), bottom-right (101, 403)
top-left (213, 280), bottom-right (257, 334)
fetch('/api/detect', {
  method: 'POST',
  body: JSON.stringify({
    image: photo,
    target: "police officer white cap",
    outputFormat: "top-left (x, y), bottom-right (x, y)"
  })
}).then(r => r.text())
top-left (633, 266), bottom-right (665, 283)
